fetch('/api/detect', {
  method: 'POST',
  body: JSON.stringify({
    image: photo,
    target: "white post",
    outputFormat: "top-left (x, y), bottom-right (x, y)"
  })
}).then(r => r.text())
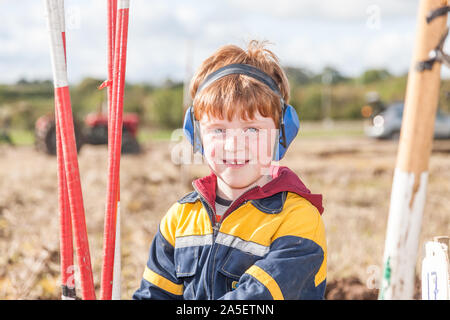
top-left (379, 0), bottom-right (448, 300)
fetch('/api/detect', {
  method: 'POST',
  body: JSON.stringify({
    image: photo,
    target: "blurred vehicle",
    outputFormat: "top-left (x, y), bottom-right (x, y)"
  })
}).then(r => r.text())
top-left (362, 91), bottom-right (387, 118)
top-left (364, 102), bottom-right (450, 139)
top-left (34, 112), bottom-right (140, 155)
top-left (83, 112), bottom-right (140, 154)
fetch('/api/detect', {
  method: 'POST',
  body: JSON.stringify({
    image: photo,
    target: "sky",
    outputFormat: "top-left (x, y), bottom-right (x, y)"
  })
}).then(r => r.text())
top-left (1, 0), bottom-right (442, 85)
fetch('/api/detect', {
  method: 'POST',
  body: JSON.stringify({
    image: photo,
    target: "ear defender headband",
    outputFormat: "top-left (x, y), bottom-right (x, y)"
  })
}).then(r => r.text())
top-left (182, 63), bottom-right (300, 161)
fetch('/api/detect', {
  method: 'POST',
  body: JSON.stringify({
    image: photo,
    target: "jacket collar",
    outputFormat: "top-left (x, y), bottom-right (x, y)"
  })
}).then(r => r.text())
top-left (182, 166), bottom-right (323, 215)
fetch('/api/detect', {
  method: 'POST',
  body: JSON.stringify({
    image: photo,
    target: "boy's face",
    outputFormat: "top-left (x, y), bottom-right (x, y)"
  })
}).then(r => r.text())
top-left (199, 110), bottom-right (278, 190)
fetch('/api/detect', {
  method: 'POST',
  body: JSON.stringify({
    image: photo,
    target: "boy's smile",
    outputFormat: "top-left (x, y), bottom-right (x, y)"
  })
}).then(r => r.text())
top-left (199, 110), bottom-right (278, 201)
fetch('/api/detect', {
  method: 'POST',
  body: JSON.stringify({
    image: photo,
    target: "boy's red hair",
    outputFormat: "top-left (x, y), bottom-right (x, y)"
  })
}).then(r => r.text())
top-left (190, 40), bottom-right (290, 128)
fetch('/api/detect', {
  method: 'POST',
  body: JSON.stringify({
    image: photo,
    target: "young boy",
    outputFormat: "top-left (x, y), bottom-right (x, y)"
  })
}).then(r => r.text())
top-left (133, 40), bottom-right (326, 300)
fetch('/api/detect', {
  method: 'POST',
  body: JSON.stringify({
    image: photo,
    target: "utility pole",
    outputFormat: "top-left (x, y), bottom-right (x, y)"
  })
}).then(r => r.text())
top-left (181, 39), bottom-right (194, 189)
top-left (379, 0), bottom-right (448, 300)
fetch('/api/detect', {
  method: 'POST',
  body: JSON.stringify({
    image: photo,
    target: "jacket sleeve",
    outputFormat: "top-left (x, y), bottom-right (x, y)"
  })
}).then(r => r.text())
top-left (132, 203), bottom-right (184, 300)
top-left (219, 201), bottom-right (327, 300)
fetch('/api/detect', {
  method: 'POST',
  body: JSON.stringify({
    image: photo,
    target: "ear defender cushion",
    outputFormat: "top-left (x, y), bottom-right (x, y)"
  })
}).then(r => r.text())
top-left (183, 106), bottom-right (204, 154)
top-left (273, 104), bottom-right (300, 161)
top-left (183, 106), bottom-right (195, 146)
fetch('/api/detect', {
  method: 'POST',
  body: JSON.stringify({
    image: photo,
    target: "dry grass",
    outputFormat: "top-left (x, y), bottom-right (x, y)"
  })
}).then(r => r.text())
top-left (0, 130), bottom-right (448, 299)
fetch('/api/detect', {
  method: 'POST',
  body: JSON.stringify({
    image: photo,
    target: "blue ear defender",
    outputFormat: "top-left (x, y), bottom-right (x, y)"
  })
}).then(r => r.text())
top-left (183, 106), bottom-right (204, 155)
top-left (182, 64), bottom-right (300, 160)
top-left (273, 102), bottom-right (300, 161)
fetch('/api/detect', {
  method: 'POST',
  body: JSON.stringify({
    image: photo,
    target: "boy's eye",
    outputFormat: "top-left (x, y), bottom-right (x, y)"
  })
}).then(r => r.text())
top-left (245, 127), bottom-right (259, 133)
top-left (213, 128), bottom-right (225, 135)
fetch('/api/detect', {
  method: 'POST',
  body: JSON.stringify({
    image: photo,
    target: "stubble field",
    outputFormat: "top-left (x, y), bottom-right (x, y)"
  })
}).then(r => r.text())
top-left (0, 124), bottom-right (449, 299)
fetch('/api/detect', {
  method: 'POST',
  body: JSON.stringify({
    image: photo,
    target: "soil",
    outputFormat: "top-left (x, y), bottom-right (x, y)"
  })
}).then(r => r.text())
top-left (324, 276), bottom-right (421, 300)
top-left (0, 134), bottom-right (448, 299)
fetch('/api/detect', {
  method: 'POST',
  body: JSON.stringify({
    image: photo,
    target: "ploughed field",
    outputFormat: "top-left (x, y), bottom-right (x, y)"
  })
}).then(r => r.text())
top-left (0, 132), bottom-right (448, 299)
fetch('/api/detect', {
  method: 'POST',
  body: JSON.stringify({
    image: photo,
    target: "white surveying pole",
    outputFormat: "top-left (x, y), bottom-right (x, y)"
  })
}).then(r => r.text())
top-left (379, 0), bottom-right (448, 300)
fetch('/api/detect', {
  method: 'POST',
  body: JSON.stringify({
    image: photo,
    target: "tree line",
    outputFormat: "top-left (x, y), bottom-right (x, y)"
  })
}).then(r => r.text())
top-left (2, 66), bottom-right (450, 132)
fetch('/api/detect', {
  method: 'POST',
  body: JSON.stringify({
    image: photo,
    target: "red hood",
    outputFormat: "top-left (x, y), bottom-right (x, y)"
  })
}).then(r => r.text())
top-left (192, 166), bottom-right (323, 216)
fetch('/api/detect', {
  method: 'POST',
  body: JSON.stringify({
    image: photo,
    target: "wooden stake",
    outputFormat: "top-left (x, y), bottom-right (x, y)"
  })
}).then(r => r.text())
top-left (379, 0), bottom-right (448, 300)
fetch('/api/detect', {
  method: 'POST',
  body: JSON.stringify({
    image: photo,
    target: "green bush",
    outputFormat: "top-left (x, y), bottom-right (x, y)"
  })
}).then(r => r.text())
top-left (360, 69), bottom-right (391, 84)
top-left (149, 86), bottom-right (184, 129)
top-left (4, 68), bottom-right (450, 135)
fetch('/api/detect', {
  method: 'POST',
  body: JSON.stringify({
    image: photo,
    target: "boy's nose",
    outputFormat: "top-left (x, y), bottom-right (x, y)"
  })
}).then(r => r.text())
top-left (223, 129), bottom-right (246, 152)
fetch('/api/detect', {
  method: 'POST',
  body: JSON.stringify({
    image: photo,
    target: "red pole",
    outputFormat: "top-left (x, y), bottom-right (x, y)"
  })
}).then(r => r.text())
top-left (101, 0), bottom-right (130, 300)
top-left (54, 0), bottom-right (75, 299)
top-left (57, 113), bottom-right (75, 300)
top-left (57, 133), bottom-right (77, 299)
top-left (107, 0), bottom-right (117, 122)
top-left (45, 0), bottom-right (96, 300)
top-left (108, 0), bottom-right (122, 300)
top-left (110, 0), bottom-right (121, 300)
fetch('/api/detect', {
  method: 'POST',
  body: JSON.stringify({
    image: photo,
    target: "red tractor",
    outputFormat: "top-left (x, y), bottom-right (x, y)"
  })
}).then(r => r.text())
top-left (35, 112), bottom-right (141, 155)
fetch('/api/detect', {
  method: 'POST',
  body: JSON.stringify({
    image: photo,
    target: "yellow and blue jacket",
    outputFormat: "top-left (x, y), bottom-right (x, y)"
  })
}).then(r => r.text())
top-left (133, 166), bottom-right (326, 300)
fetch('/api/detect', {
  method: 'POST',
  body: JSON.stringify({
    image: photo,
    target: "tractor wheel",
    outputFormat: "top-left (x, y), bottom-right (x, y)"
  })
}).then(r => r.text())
top-left (35, 116), bottom-right (84, 155)
top-left (121, 131), bottom-right (140, 154)
top-left (85, 124), bottom-right (108, 145)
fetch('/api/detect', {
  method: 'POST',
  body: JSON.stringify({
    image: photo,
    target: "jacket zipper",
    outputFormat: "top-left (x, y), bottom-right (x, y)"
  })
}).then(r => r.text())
top-left (191, 183), bottom-right (219, 299)
top-left (220, 186), bottom-right (259, 223)
top-left (192, 183), bottom-right (259, 299)
top-left (193, 184), bottom-right (260, 238)
top-left (191, 183), bottom-right (218, 238)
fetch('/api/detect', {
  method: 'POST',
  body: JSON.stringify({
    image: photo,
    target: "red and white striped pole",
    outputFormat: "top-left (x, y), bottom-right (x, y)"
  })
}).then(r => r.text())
top-left (108, 0), bottom-right (121, 301)
top-left (109, 0), bottom-right (122, 301)
top-left (101, 0), bottom-right (130, 300)
top-left (45, 0), bottom-right (96, 300)
top-left (53, 0), bottom-right (76, 300)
